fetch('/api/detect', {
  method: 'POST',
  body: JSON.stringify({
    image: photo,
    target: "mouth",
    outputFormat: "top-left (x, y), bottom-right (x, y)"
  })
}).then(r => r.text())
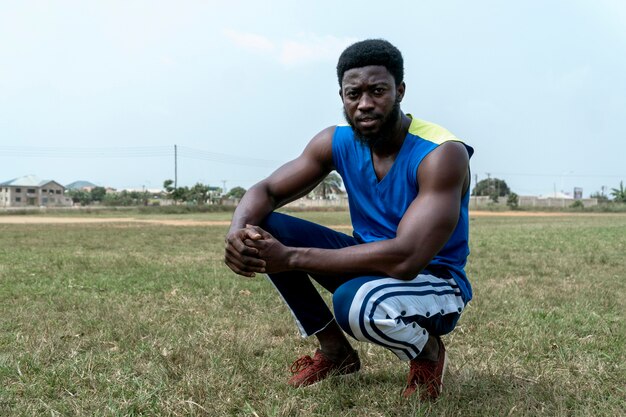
top-left (356, 116), bottom-right (380, 129)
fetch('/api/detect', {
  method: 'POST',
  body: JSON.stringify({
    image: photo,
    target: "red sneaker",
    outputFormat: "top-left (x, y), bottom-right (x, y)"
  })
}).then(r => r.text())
top-left (288, 349), bottom-right (360, 387)
top-left (402, 337), bottom-right (447, 400)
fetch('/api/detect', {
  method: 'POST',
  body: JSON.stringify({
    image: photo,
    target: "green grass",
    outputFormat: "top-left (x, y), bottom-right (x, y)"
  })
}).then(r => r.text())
top-left (0, 206), bottom-right (351, 223)
top-left (0, 205), bottom-right (237, 220)
top-left (1, 213), bottom-right (625, 416)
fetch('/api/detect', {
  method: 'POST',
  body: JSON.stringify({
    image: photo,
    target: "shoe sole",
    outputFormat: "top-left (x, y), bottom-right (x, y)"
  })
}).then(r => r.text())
top-left (293, 361), bottom-right (361, 389)
top-left (439, 350), bottom-right (448, 394)
top-left (300, 368), bottom-right (360, 389)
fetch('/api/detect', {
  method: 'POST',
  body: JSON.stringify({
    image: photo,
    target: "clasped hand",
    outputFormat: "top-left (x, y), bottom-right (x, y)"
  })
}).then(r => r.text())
top-left (224, 224), bottom-right (290, 277)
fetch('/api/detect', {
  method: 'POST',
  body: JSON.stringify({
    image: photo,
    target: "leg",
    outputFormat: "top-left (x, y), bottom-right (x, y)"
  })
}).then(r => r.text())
top-left (333, 272), bottom-right (464, 360)
top-left (415, 334), bottom-right (440, 361)
top-left (314, 320), bottom-right (355, 362)
top-left (267, 268), bottom-right (356, 361)
top-left (333, 271), bottom-right (465, 398)
top-left (260, 212), bottom-right (363, 387)
top-left (261, 212), bottom-right (361, 338)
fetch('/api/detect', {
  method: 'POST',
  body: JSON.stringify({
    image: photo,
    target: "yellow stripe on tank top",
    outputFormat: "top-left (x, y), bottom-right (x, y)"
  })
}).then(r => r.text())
top-left (406, 114), bottom-right (463, 145)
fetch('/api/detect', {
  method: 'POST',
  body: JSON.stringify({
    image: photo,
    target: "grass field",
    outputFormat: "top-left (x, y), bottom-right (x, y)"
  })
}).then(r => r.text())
top-left (1, 212), bottom-right (625, 416)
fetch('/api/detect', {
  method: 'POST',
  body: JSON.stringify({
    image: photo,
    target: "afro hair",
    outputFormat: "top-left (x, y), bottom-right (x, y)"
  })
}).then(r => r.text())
top-left (336, 39), bottom-right (404, 87)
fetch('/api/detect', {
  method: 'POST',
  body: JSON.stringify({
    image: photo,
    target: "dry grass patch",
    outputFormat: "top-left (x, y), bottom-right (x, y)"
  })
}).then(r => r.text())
top-left (1, 213), bottom-right (625, 416)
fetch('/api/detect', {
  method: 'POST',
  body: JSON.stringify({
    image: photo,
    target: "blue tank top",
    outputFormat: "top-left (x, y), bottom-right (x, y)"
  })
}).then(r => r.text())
top-left (331, 116), bottom-right (474, 302)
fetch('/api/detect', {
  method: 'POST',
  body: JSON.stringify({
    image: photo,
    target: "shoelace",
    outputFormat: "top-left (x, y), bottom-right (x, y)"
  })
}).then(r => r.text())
top-left (408, 360), bottom-right (434, 384)
top-left (290, 355), bottom-right (314, 374)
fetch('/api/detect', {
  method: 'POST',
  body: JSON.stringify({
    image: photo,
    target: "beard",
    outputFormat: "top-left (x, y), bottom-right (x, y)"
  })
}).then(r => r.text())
top-left (343, 101), bottom-right (401, 150)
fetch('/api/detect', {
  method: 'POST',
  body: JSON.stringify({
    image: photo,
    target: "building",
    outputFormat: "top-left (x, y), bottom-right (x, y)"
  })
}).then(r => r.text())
top-left (0, 175), bottom-right (73, 208)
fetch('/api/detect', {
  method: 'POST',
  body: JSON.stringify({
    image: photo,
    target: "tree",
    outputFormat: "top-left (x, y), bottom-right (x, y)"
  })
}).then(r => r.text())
top-left (90, 186), bottom-right (106, 202)
top-left (506, 192), bottom-right (519, 209)
top-left (171, 186), bottom-right (189, 203)
top-left (313, 172), bottom-right (343, 199)
top-left (163, 179), bottom-right (174, 193)
top-left (590, 190), bottom-right (609, 202)
top-left (472, 177), bottom-right (510, 201)
top-left (570, 200), bottom-right (584, 209)
top-left (163, 179), bottom-right (180, 203)
top-left (162, 179), bottom-right (233, 204)
top-left (67, 189), bottom-right (92, 206)
top-left (225, 186), bottom-right (246, 199)
top-left (103, 190), bottom-right (133, 206)
top-left (188, 183), bottom-right (210, 205)
top-left (129, 190), bottom-right (150, 206)
top-left (610, 181), bottom-right (626, 202)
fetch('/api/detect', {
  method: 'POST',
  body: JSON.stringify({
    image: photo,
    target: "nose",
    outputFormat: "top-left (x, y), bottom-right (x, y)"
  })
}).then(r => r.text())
top-left (357, 93), bottom-right (374, 112)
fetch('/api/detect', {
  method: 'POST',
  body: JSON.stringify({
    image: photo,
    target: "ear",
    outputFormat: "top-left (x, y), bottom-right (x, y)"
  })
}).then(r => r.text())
top-left (338, 88), bottom-right (343, 101)
top-left (396, 81), bottom-right (406, 102)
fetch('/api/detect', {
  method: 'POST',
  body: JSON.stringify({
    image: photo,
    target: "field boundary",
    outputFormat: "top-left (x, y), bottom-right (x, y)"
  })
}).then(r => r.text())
top-left (0, 210), bottom-right (624, 226)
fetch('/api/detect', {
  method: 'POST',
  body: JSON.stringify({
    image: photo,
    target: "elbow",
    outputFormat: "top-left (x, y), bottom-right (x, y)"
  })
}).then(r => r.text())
top-left (246, 181), bottom-right (277, 206)
top-left (383, 244), bottom-right (427, 280)
top-left (389, 261), bottom-right (425, 281)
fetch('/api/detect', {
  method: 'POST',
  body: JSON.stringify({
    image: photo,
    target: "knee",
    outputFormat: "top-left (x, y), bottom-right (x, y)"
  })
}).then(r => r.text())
top-left (332, 282), bottom-right (359, 337)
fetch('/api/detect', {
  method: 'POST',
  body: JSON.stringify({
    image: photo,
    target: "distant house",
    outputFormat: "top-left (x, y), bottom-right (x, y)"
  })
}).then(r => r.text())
top-left (538, 191), bottom-right (574, 199)
top-left (0, 175), bottom-right (73, 208)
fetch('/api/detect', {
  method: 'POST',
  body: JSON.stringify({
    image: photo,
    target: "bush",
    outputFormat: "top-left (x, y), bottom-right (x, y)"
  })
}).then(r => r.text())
top-left (570, 200), bottom-right (584, 209)
top-left (506, 193), bottom-right (519, 209)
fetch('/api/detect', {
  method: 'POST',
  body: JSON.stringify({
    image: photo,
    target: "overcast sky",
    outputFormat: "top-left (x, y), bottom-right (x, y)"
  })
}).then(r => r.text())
top-left (1, 0), bottom-right (625, 197)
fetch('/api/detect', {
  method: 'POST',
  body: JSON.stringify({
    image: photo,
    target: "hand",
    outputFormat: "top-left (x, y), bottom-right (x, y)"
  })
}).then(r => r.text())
top-left (243, 225), bottom-right (292, 274)
top-left (224, 225), bottom-right (267, 277)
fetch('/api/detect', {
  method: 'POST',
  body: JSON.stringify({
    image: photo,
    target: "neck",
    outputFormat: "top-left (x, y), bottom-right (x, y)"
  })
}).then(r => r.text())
top-left (371, 112), bottom-right (411, 156)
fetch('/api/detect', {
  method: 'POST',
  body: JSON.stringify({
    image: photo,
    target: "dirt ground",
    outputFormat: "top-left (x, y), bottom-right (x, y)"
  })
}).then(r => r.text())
top-left (0, 210), bottom-right (616, 226)
top-left (0, 216), bottom-right (231, 226)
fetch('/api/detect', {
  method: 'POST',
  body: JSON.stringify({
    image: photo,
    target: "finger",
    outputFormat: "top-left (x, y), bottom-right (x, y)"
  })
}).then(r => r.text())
top-left (226, 239), bottom-right (260, 256)
top-left (224, 254), bottom-right (265, 276)
top-left (225, 246), bottom-right (262, 266)
top-left (244, 224), bottom-right (264, 240)
top-left (243, 238), bottom-right (265, 249)
top-left (224, 258), bottom-right (256, 277)
top-left (241, 254), bottom-right (266, 269)
top-left (225, 248), bottom-right (266, 270)
top-left (246, 224), bottom-right (273, 240)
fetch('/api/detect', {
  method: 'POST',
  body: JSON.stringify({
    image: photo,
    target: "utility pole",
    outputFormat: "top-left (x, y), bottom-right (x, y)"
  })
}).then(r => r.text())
top-left (174, 144), bottom-right (178, 190)
top-left (474, 173), bottom-right (478, 209)
top-left (221, 180), bottom-right (227, 195)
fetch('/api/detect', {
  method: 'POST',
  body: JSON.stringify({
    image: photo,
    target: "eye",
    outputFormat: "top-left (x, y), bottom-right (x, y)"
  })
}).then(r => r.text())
top-left (373, 87), bottom-right (385, 95)
top-left (345, 90), bottom-right (359, 100)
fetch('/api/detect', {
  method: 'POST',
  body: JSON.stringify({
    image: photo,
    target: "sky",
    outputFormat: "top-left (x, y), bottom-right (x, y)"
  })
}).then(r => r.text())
top-left (1, 0), bottom-right (625, 197)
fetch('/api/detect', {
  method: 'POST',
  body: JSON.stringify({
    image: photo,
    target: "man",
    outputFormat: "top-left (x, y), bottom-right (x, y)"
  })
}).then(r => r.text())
top-left (224, 39), bottom-right (473, 400)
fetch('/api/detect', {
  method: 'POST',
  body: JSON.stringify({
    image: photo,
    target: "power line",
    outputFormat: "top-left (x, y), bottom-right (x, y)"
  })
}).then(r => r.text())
top-left (474, 171), bottom-right (624, 179)
top-left (0, 145), bottom-right (284, 167)
top-left (176, 146), bottom-right (282, 167)
top-left (0, 146), bottom-right (171, 157)
top-left (1, 146), bottom-right (621, 178)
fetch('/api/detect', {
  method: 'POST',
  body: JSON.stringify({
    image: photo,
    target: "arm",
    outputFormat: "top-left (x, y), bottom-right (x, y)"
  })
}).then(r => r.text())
top-left (248, 141), bottom-right (470, 280)
top-left (224, 126), bottom-right (336, 277)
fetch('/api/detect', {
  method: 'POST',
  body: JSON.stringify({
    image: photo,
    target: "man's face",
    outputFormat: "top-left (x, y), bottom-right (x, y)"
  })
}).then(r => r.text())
top-left (340, 65), bottom-right (405, 148)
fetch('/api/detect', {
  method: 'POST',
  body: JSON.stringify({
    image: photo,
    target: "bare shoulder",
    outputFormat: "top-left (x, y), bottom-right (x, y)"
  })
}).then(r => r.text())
top-left (302, 125), bottom-right (337, 168)
top-left (306, 125), bottom-right (337, 148)
top-left (418, 141), bottom-right (470, 188)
